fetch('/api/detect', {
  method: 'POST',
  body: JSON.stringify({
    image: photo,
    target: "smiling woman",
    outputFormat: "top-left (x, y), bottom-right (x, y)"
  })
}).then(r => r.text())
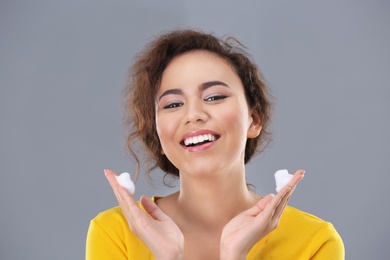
top-left (86, 29), bottom-right (344, 259)
top-left (125, 30), bottom-right (272, 178)
top-left (156, 50), bottom-right (259, 169)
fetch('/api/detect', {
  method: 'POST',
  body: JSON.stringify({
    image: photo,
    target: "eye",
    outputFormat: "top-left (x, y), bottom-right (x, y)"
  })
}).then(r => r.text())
top-left (163, 102), bottom-right (184, 109)
top-left (204, 95), bottom-right (227, 102)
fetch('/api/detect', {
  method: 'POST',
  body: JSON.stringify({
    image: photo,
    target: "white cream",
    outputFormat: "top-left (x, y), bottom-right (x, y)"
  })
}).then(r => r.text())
top-left (274, 169), bottom-right (293, 192)
top-left (115, 172), bottom-right (135, 195)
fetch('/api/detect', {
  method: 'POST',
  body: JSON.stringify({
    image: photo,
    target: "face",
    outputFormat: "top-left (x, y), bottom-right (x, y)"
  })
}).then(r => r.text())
top-left (155, 50), bottom-right (261, 177)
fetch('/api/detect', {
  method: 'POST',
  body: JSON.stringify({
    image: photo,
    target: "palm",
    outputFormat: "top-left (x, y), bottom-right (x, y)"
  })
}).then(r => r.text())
top-left (221, 170), bottom-right (305, 257)
top-left (221, 195), bottom-right (275, 255)
top-left (105, 169), bottom-right (184, 259)
top-left (129, 196), bottom-right (184, 256)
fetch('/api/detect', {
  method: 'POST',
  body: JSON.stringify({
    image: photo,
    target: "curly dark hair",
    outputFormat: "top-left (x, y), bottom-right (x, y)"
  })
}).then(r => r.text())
top-left (123, 29), bottom-right (272, 181)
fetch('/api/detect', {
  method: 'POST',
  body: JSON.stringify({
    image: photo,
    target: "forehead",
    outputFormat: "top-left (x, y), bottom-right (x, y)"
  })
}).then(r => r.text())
top-left (159, 50), bottom-right (239, 88)
top-left (166, 50), bottom-right (233, 71)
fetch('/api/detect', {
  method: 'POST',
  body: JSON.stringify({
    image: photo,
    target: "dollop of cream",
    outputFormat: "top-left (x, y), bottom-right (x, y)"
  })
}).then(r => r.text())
top-left (274, 169), bottom-right (293, 192)
top-left (115, 172), bottom-right (135, 195)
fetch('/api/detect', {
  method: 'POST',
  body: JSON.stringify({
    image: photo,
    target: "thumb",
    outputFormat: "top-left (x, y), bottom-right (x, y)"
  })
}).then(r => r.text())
top-left (256, 194), bottom-right (275, 211)
top-left (244, 194), bottom-right (275, 216)
top-left (140, 196), bottom-right (170, 221)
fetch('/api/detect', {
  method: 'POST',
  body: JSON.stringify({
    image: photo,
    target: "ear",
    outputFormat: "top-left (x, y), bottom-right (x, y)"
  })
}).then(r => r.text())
top-left (247, 110), bottom-right (262, 138)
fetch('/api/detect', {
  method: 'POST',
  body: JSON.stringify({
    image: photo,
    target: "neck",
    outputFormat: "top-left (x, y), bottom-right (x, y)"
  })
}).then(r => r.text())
top-left (174, 164), bottom-right (259, 230)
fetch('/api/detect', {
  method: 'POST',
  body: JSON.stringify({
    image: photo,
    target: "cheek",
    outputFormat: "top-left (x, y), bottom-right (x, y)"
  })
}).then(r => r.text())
top-left (156, 116), bottom-right (176, 148)
top-left (219, 105), bottom-right (251, 131)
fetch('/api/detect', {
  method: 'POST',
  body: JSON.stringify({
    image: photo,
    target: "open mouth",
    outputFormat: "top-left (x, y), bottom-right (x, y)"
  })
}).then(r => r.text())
top-left (181, 134), bottom-right (220, 147)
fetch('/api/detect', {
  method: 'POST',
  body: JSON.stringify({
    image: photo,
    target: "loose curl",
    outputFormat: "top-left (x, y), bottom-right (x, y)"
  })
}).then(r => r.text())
top-left (123, 29), bottom-right (272, 181)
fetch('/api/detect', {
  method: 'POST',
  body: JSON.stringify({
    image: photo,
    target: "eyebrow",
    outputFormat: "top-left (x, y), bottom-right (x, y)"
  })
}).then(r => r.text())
top-left (158, 81), bottom-right (229, 101)
top-left (158, 89), bottom-right (183, 101)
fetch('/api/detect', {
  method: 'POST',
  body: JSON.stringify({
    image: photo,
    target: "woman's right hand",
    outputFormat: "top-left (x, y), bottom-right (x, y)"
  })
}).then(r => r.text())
top-left (104, 169), bottom-right (184, 260)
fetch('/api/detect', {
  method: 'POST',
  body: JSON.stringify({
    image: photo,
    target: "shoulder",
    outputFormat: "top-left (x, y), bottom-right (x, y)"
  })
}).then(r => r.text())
top-left (92, 206), bottom-right (126, 226)
top-left (282, 206), bottom-right (332, 228)
top-left (86, 206), bottom-right (132, 259)
top-left (87, 204), bottom-right (154, 259)
top-left (276, 206), bottom-right (339, 242)
top-left (92, 196), bottom-right (163, 228)
top-left (248, 206), bottom-right (344, 259)
top-left (92, 206), bottom-right (125, 223)
top-left (88, 196), bottom-right (163, 241)
top-left (281, 206), bottom-right (345, 258)
top-left (88, 206), bottom-right (132, 246)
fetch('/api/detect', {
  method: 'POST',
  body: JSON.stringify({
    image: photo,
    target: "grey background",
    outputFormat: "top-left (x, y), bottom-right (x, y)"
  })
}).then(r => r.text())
top-left (1, 1), bottom-right (389, 259)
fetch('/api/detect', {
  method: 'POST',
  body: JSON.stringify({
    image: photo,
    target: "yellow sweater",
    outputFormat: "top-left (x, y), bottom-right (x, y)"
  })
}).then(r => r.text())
top-left (86, 198), bottom-right (344, 259)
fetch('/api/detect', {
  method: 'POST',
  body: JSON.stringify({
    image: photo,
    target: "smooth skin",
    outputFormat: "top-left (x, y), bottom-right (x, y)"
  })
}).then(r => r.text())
top-left (105, 50), bottom-right (305, 259)
top-left (105, 169), bottom-right (304, 260)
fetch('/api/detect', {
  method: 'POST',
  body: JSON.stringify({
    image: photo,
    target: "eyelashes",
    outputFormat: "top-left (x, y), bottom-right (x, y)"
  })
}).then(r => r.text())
top-left (204, 95), bottom-right (227, 102)
top-left (162, 95), bottom-right (228, 110)
top-left (163, 102), bottom-right (184, 109)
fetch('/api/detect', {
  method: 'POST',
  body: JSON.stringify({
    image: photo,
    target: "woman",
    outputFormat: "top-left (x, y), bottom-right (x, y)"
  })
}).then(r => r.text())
top-left (86, 29), bottom-right (344, 259)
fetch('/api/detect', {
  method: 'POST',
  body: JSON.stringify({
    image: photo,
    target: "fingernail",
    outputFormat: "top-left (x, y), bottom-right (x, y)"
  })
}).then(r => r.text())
top-left (104, 169), bottom-right (108, 176)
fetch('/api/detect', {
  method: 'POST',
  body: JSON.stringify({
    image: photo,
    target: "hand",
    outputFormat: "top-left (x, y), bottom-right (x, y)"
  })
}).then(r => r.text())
top-left (104, 169), bottom-right (184, 260)
top-left (220, 170), bottom-right (305, 260)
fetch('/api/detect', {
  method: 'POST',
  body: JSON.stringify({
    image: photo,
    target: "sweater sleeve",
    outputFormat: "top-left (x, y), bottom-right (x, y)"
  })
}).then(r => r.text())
top-left (310, 222), bottom-right (345, 260)
top-left (86, 206), bottom-right (154, 260)
top-left (86, 217), bottom-right (128, 260)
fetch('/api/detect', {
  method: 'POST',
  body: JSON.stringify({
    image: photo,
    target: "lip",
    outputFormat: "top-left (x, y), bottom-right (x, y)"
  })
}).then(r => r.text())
top-left (184, 140), bottom-right (217, 152)
top-left (180, 129), bottom-right (220, 152)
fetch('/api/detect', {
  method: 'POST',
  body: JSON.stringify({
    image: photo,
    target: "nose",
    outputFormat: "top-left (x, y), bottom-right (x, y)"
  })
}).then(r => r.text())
top-left (183, 99), bottom-right (209, 125)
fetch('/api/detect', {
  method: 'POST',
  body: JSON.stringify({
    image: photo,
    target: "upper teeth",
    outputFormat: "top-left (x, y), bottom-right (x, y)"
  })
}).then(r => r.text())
top-left (184, 134), bottom-right (216, 146)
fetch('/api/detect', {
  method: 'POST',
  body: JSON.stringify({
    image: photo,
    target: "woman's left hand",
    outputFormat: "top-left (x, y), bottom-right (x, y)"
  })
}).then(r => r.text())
top-left (220, 170), bottom-right (305, 260)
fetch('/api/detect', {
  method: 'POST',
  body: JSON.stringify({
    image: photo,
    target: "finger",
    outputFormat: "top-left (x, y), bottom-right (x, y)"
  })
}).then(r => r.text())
top-left (253, 170), bottom-right (305, 228)
top-left (255, 193), bottom-right (286, 221)
top-left (244, 194), bottom-right (275, 216)
top-left (140, 196), bottom-right (170, 221)
top-left (259, 171), bottom-right (303, 216)
top-left (272, 186), bottom-right (295, 219)
top-left (255, 194), bottom-right (275, 212)
top-left (104, 169), bottom-right (139, 218)
top-left (283, 169), bottom-right (305, 192)
top-left (104, 169), bottom-right (156, 237)
top-left (278, 169), bottom-right (305, 204)
top-left (271, 170), bottom-right (305, 219)
top-left (104, 169), bottom-right (125, 201)
top-left (273, 169), bottom-right (304, 202)
top-left (104, 168), bottom-right (119, 183)
top-left (104, 169), bottom-right (136, 199)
